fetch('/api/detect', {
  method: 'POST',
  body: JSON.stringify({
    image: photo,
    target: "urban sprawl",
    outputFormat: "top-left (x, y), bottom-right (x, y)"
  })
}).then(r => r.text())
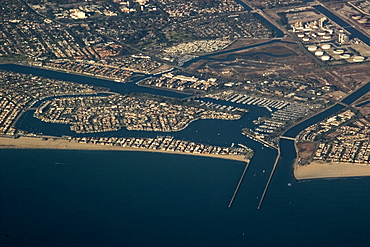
top-left (1, 0), bottom-right (370, 167)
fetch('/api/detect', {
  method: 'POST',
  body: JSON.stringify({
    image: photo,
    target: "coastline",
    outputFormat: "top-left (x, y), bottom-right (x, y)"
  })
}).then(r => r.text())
top-left (0, 136), bottom-right (246, 162)
top-left (294, 161), bottom-right (370, 180)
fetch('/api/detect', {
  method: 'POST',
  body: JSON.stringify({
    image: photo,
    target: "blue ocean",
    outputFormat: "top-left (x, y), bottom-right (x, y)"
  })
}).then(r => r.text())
top-left (2, 147), bottom-right (370, 247)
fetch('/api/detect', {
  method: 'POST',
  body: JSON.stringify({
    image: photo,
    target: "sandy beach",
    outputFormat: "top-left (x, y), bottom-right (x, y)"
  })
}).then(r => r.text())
top-left (294, 161), bottom-right (370, 180)
top-left (0, 136), bottom-right (246, 162)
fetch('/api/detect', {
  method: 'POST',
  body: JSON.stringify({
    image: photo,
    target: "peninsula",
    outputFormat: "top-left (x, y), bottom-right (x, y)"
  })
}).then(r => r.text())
top-left (0, 136), bottom-right (251, 162)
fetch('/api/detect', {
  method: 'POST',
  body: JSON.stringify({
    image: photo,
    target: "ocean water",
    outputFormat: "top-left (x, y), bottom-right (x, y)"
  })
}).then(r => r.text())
top-left (2, 148), bottom-right (370, 247)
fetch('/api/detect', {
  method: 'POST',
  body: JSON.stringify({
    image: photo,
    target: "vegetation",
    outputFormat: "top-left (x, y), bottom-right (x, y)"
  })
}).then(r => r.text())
top-left (0, 54), bottom-right (32, 63)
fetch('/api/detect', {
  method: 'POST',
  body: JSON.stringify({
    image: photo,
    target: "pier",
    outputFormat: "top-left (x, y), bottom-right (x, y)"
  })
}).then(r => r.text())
top-left (228, 159), bottom-right (251, 208)
top-left (257, 143), bottom-right (281, 210)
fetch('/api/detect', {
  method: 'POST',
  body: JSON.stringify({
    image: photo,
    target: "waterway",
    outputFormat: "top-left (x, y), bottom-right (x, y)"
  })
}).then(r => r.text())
top-left (284, 104), bottom-right (345, 138)
top-left (15, 105), bottom-right (267, 147)
top-left (0, 64), bottom-right (189, 99)
top-left (285, 81), bottom-right (370, 138)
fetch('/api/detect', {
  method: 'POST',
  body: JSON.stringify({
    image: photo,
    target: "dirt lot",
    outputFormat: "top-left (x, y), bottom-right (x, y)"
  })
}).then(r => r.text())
top-left (323, 90), bottom-right (347, 101)
top-left (285, 10), bottom-right (322, 24)
top-left (296, 141), bottom-right (317, 160)
top-left (329, 63), bottom-right (370, 92)
top-left (222, 39), bottom-right (273, 51)
top-left (186, 38), bottom-right (369, 95)
top-left (187, 41), bottom-right (317, 80)
top-left (354, 91), bottom-right (370, 115)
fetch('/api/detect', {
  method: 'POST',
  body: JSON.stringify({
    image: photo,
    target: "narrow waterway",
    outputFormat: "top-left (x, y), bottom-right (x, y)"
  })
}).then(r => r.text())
top-left (0, 64), bottom-right (190, 99)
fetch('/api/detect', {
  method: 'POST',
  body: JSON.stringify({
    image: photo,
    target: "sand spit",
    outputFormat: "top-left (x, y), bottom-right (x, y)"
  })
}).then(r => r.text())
top-left (0, 136), bottom-right (246, 162)
top-left (294, 161), bottom-right (370, 180)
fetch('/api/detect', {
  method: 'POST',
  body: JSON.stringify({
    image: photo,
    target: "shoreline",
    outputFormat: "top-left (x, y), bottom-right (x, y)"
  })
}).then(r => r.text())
top-left (294, 161), bottom-right (370, 180)
top-left (0, 136), bottom-right (247, 162)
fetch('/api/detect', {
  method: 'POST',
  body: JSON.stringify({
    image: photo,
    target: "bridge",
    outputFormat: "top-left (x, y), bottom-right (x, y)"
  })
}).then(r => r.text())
top-left (280, 136), bottom-right (295, 141)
